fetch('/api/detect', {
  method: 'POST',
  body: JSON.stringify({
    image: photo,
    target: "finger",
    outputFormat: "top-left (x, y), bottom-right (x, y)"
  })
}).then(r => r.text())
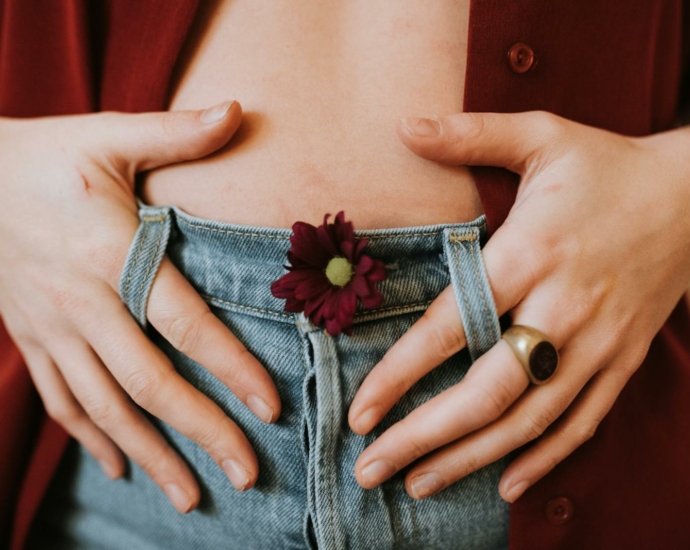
top-left (348, 286), bottom-right (465, 434)
top-left (399, 338), bottom-right (607, 501)
top-left (497, 365), bottom-right (631, 503)
top-left (349, 275), bottom-right (571, 436)
top-left (146, 257), bottom-right (281, 424)
top-left (44, 336), bottom-right (202, 513)
top-left (18, 341), bottom-right (126, 480)
top-left (90, 99), bottom-right (242, 175)
top-left (355, 322), bottom-right (600, 491)
top-left (397, 110), bottom-right (568, 173)
top-left (75, 287), bottom-right (259, 492)
top-left (354, 341), bottom-right (527, 489)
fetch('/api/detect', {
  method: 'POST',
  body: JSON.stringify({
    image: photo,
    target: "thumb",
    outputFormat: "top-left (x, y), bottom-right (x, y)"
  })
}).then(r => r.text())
top-left (396, 110), bottom-right (563, 174)
top-left (95, 100), bottom-right (242, 174)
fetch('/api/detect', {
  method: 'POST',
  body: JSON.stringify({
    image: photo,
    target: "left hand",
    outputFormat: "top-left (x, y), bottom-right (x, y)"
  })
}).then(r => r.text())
top-left (347, 111), bottom-right (690, 503)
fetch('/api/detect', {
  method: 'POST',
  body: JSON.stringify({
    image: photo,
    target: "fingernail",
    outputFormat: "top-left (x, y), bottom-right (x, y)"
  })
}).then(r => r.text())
top-left (163, 483), bottom-right (193, 513)
top-left (505, 480), bottom-right (530, 503)
top-left (360, 458), bottom-right (396, 487)
top-left (98, 459), bottom-right (120, 481)
top-left (355, 406), bottom-right (379, 433)
top-left (200, 100), bottom-right (235, 124)
top-left (222, 459), bottom-right (250, 491)
top-left (247, 394), bottom-right (275, 423)
top-left (400, 116), bottom-right (440, 137)
top-left (410, 472), bottom-right (445, 499)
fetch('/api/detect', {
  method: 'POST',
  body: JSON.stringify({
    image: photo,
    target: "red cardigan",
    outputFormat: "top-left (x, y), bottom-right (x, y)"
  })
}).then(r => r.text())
top-left (1, 1), bottom-right (689, 548)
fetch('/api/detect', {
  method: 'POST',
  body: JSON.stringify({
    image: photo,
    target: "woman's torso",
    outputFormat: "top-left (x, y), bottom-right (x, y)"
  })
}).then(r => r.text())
top-left (139, 0), bottom-right (481, 229)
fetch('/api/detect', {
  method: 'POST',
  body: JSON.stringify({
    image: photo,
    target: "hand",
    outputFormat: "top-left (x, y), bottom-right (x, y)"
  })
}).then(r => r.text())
top-left (347, 111), bottom-right (690, 502)
top-left (0, 101), bottom-right (282, 513)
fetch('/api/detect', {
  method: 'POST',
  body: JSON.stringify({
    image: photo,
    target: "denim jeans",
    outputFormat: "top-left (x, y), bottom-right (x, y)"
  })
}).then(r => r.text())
top-left (27, 204), bottom-right (512, 549)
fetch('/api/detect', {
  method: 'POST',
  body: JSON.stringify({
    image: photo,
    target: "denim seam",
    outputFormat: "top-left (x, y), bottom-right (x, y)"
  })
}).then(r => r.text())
top-left (466, 239), bottom-right (495, 340)
top-left (121, 220), bottom-right (150, 304)
top-left (202, 294), bottom-right (435, 323)
top-left (394, 316), bottom-right (420, 545)
top-left (177, 217), bottom-right (292, 240)
top-left (322, 336), bottom-right (337, 547)
top-left (296, 332), bottom-right (311, 548)
top-left (139, 222), bottom-right (165, 310)
top-left (448, 233), bottom-right (478, 243)
top-left (201, 294), bottom-right (295, 319)
top-left (141, 214), bottom-right (167, 223)
top-left (177, 216), bottom-right (486, 241)
top-left (451, 240), bottom-right (480, 350)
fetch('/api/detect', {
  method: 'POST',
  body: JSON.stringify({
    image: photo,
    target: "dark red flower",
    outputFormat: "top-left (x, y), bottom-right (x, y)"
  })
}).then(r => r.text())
top-left (270, 211), bottom-right (388, 336)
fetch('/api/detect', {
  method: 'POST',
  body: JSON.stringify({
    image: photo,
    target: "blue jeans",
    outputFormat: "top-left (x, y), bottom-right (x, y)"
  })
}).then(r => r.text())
top-left (27, 204), bottom-right (512, 549)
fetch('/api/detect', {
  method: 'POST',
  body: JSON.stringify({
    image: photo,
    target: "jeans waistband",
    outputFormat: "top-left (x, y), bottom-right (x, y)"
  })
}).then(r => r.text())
top-left (160, 205), bottom-right (487, 323)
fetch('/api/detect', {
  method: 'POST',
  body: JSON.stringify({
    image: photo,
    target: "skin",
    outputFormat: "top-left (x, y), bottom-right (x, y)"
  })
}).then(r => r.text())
top-left (3, 101), bottom-right (689, 517)
top-left (0, 102), bottom-right (283, 513)
top-left (348, 111), bottom-right (690, 503)
top-left (3, 1), bottom-right (689, 518)
top-left (141, 0), bottom-right (483, 229)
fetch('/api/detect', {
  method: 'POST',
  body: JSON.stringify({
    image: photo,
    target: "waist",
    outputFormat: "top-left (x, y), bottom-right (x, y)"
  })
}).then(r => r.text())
top-left (139, 0), bottom-right (479, 228)
top-left (159, 204), bottom-right (488, 322)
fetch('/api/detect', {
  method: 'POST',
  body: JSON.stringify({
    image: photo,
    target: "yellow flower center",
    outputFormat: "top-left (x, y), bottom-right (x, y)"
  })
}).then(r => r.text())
top-left (325, 256), bottom-right (353, 287)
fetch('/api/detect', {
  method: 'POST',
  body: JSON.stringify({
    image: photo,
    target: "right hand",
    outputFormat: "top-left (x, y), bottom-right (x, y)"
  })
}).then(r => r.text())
top-left (0, 100), bottom-right (282, 513)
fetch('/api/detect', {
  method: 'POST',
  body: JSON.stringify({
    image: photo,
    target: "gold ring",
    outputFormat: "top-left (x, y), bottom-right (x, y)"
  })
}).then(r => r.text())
top-left (501, 325), bottom-right (560, 385)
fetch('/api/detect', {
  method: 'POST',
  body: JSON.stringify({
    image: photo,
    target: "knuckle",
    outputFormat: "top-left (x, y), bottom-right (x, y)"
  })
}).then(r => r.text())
top-left (454, 112), bottom-right (486, 141)
top-left (222, 346), bottom-right (255, 389)
top-left (45, 399), bottom-right (82, 427)
top-left (458, 451), bottom-right (484, 478)
top-left (400, 423), bottom-right (432, 460)
top-left (477, 380), bottom-right (514, 419)
top-left (48, 284), bottom-right (83, 313)
top-left (538, 451), bottom-right (561, 475)
top-left (572, 420), bottom-right (599, 444)
top-left (81, 394), bottom-right (124, 427)
top-left (81, 237), bottom-right (131, 288)
top-left (134, 443), bottom-right (174, 477)
top-left (159, 112), bottom-right (179, 142)
top-left (421, 312), bottom-right (463, 362)
top-left (521, 407), bottom-right (557, 441)
top-left (193, 419), bottom-right (226, 453)
top-left (10, 329), bottom-right (39, 350)
top-left (161, 310), bottom-right (210, 355)
top-left (390, 371), bottom-right (413, 402)
top-left (531, 110), bottom-right (565, 136)
top-left (122, 369), bottom-right (164, 410)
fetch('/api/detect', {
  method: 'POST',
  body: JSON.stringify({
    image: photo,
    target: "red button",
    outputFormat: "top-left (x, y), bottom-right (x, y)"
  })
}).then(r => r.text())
top-left (545, 497), bottom-right (575, 525)
top-left (507, 42), bottom-right (537, 74)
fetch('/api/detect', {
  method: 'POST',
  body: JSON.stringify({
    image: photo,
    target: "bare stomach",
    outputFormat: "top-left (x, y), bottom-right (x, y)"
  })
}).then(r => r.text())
top-left (139, 0), bottom-right (482, 230)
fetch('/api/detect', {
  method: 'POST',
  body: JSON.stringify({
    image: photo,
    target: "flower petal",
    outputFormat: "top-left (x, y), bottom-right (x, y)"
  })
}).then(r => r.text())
top-left (360, 287), bottom-right (384, 309)
top-left (295, 273), bottom-right (332, 300)
top-left (351, 273), bottom-right (373, 298)
top-left (291, 222), bottom-right (332, 266)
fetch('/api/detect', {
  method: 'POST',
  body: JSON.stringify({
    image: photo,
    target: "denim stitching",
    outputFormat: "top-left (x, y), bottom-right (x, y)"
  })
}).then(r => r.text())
top-left (139, 222), bottom-right (165, 316)
top-left (202, 293), bottom-right (435, 322)
top-left (296, 333), bottom-right (315, 548)
top-left (355, 300), bottom-right (433, 316)
top-left (177, 215), bottom-right (485, 241)
top-left (121, 220), bottom-right (150, 304)
top-left (177, 217), bottom-right (292, 240)
top-left (466, 240), bottom-right (498, 343)
top-left (394, 317), bottom-right (420, 546)
top-left (141, 214), bottom-right (167, 223)
top-left (451, 240), bottom-right (480, 352)
top-left (448, 233), bottom-right (477, 243)
top-left (201, 294), bottom-right (294, 318)
top-left (323, 336), bottom-right (337, 547)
